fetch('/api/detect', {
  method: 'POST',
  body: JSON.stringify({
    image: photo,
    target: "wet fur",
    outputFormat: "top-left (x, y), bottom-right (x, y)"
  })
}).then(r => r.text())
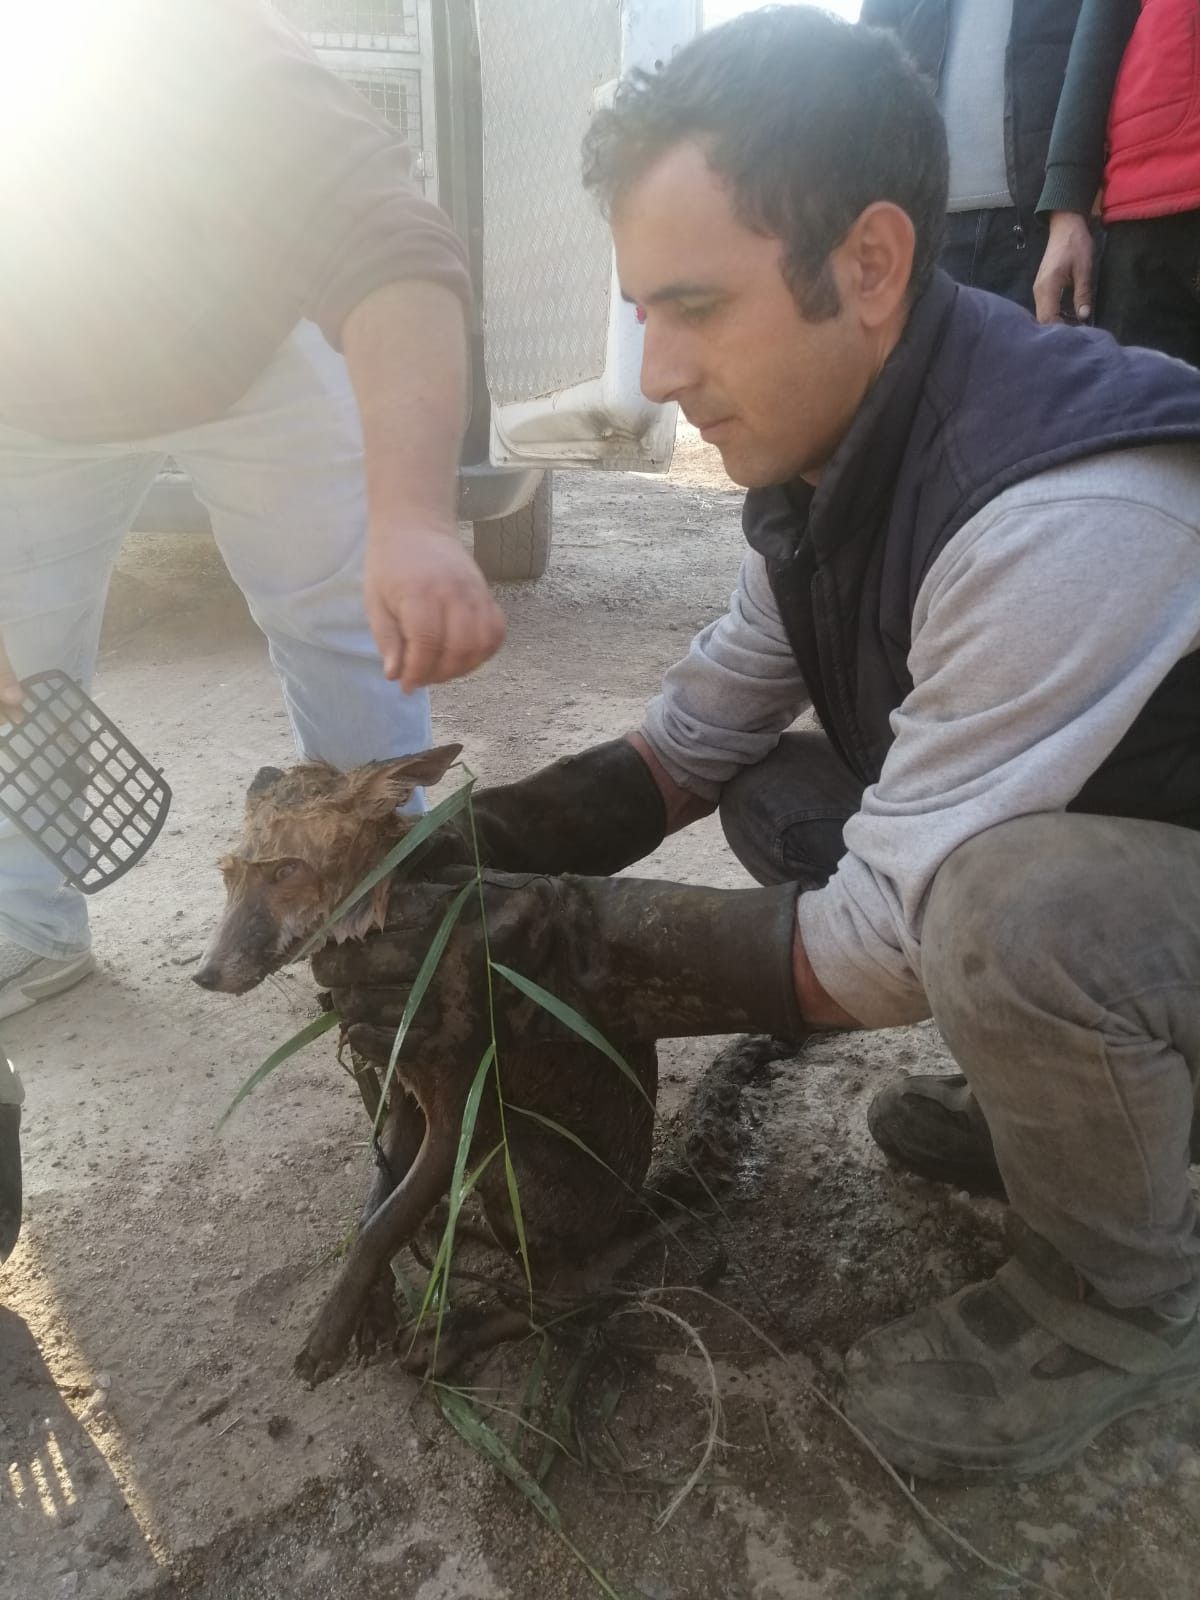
top-left (199, 749), bottom-right (658, 1382)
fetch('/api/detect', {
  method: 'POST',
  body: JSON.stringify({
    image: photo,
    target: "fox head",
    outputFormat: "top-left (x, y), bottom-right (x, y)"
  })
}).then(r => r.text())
top-left (194, 745), bottom-right (462, 995)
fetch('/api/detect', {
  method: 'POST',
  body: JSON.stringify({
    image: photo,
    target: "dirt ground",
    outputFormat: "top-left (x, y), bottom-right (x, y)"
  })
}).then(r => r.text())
top-left (3, 427), bottom-right (1199, 1600)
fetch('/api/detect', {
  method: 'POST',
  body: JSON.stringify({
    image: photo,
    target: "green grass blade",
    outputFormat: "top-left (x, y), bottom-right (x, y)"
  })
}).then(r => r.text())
top-left (294, 775), bottom-right (475, 960)
top-left (414, 1044), bottom-right (496, 1333)
top-left (509, 1105), bottom-right (627, 1186)
top-left (216, 1009), bottom-right (339, 1130)
top-left (371, 879), bottom-right (474, 1137)
top-left (536, 1346), bottom-right (591, 1485)
top-left (434, 1387), bottom-right (638, 1600)
top-left (390, 1256), bottom-right (423, 1319)
top-left (490, 963), bottom-right (653, 1110)
top-left (503, 1144), bottom-right (534, 1301)
top-left (411, 1138), bottom-right (502, 1331)
top-left (514, 1333), bottom-right (551, 1450)
top-left (435, 1383), bottom-right (563, 1527)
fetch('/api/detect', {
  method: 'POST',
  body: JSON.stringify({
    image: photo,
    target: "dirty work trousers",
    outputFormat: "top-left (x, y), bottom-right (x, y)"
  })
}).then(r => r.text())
top-left (0, 320), bottom-right (431, 959)
top-left (720, 730), bottom-right (1200, 1318)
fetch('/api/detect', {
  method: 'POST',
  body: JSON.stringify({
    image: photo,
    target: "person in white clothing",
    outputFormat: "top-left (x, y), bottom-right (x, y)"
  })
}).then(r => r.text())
top-left (0, 1), bottom-right (506, 1018)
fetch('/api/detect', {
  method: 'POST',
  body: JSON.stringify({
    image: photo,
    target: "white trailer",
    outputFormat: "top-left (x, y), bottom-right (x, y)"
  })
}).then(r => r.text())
top-left (137, 0), bottom-right (702, 579)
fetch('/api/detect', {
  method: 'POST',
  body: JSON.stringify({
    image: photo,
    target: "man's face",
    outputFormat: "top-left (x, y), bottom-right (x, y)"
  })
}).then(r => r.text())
top-left (612, 141), bottom-right (880, 489)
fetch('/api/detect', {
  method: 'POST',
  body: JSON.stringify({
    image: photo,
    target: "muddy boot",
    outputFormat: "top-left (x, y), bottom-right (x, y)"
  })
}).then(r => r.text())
top-left (869, 1073), bottom-right (1200, 1196)
top-left (844, 1223), bottom-right (1200, 1481)
top-left (0, 1055), bottom-right (24, 1263)
top-left (867, 1072), bottom-right (1006, 1197)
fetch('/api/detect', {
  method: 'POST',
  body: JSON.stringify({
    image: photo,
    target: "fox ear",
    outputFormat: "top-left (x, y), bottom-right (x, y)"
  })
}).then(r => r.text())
top-left (247, 766), bottom-right (285, 801)
top-left (351, 745), bottom-right (464, 814)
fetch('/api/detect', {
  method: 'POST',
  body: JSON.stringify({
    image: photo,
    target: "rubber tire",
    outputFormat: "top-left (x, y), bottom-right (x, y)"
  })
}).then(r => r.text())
top-left (472, 473), bottom-right (553, 582)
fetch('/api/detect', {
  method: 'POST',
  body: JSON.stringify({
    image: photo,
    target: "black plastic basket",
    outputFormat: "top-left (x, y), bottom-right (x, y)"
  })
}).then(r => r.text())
top-left (0, 672), bottom-right (171, 895)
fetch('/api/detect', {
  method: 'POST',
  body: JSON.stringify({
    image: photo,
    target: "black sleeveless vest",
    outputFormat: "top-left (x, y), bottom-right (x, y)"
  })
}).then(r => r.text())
top-left (742, 271), bottom-right (1200, 829)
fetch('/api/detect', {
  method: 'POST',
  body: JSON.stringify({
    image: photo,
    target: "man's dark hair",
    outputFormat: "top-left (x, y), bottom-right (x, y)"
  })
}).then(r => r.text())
top-left (582, 5), bottom-right (949, 319)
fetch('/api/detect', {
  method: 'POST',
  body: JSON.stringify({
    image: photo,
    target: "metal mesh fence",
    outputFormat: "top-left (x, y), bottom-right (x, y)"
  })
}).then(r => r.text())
top-left (339, 66), bottom-right (423, 141)
top-left (276, 0), bottom-right (420, 51)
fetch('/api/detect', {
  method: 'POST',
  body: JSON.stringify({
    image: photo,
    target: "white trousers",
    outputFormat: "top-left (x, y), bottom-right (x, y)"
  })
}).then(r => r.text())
top-left (0, 322), bottom-right (431, 957)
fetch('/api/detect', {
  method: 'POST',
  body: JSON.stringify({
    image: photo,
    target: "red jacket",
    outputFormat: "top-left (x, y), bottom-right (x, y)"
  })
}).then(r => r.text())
top-left (1104, 0), bottom-right (1200, 220)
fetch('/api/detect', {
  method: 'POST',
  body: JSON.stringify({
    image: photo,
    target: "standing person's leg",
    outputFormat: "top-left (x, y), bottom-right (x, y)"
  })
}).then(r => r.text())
top-left (1095, 212), bottom-right (1200, 366)
top-left (0, 434), bottom-right (162, 1012)
top-left (846, 813), bottom-right (1200, 1479)
top-left (938, 208), bottom-right (1049, 314)
top-left (172, 322), bottom-right (432, 777)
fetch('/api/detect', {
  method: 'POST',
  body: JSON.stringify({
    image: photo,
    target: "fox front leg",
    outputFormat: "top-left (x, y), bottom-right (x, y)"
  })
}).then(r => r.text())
top-left (295, 1128), bottom-right (457, 1386)
top-left (353, 1090), bottom-right (427, 1364)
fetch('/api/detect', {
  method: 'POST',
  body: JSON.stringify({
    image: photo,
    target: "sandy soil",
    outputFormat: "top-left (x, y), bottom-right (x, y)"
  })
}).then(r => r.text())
top-left (3, 429), bottom-right (1199, 1600)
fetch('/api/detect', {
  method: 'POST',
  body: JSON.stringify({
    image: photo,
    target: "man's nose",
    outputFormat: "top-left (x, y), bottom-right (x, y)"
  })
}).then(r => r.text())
top-left (639, 318), bottom-right (695, 406)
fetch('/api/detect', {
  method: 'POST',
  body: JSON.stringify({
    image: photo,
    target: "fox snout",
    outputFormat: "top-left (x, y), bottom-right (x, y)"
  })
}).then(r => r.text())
top-left (196, 746), bottom-right (463, 999)
top-left (195, 862), bottom-right (321, 994)
top-left (194, 902), bottom-right (286, 994)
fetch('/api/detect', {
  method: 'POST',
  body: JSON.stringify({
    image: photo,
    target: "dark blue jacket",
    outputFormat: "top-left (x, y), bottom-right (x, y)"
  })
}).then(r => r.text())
top-left (743, 271), bottom-right (1200, 828)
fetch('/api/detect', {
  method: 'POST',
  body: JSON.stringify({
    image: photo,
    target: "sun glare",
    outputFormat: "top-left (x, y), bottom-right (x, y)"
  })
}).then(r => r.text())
top-left (0, 3), bottom-right (118, 135)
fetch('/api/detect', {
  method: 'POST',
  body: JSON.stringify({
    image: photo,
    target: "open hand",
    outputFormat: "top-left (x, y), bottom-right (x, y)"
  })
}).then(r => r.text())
top-left (312, 868), bottom-right (562, 1064)
top-left (364, 527), bottom-right (507, 695)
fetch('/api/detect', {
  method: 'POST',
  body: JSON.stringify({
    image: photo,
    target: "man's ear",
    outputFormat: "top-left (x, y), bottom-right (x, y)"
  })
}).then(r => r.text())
top-left (837, 201), bottom-right (917, 329)
top-left (246, 766), bottom-right (285, 801)
top-left (350, 744), bottom-right (464, 814)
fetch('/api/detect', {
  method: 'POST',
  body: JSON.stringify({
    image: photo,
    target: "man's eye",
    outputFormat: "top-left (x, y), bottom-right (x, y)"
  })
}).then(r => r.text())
top-left (676, 301), bottom-right (716, 323)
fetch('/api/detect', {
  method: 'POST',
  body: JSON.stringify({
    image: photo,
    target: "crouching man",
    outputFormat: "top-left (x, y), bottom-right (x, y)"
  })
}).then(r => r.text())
top-left (314, 8), bottom-right (1200, 1481)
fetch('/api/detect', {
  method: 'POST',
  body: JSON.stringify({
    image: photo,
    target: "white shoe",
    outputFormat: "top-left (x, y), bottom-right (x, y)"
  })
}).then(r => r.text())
top-left (0, 939), bottom-right (96, 1021)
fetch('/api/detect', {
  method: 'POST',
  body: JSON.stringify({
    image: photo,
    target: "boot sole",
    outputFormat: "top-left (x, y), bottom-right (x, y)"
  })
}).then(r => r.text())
top-left (867, 1085), bottom-right (1008, 1199)
top-left (0, 951), bottom-right (96, 1021)
top-left (845, 1359), bottom-right (1200, 1482)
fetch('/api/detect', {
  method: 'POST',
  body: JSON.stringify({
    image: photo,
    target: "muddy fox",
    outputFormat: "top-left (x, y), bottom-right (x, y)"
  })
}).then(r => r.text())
top-left (196, 750), bottom-right (658, 1381)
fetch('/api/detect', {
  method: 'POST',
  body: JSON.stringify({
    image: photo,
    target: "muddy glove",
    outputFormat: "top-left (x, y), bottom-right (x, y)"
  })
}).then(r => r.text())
top-left (451, 739), bottom-right (667, 875)
top-left (312, 869), bottom-right (805, 1065)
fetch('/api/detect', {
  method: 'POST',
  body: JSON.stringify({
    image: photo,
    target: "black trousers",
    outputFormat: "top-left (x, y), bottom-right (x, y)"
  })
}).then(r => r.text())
top-left (939, 206), bottom-right (1048, 315)
top-left (1097, 209), bottom-right (1200, 367)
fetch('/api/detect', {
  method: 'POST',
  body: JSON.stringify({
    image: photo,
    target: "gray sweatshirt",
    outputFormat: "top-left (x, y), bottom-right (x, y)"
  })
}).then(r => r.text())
top-left (641, 444), bottom-right (1200, 1028)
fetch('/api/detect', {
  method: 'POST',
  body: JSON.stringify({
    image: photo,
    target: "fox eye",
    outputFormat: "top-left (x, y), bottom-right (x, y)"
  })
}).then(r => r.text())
top-left (272, 861), bottom-right (301, 884)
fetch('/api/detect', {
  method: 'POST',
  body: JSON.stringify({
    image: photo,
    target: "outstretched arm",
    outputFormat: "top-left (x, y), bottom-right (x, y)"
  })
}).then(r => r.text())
top-left (342, 280), bottom-right (507, 694)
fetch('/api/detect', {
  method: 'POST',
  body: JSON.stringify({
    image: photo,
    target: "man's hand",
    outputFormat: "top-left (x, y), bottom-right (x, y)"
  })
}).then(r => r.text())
top-left (364, 525), bottom-right (506, 693)
top-left (1033, 211), bottom-right (1095, 325)
top-left (342, 279), bottom-right (508, 693)
top-left (0, 636), bottom-right (23, 725)
top-left (315, 869), bottom-right (560, 1065)
top-left (314, 868), bottom-right (811, 1061)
